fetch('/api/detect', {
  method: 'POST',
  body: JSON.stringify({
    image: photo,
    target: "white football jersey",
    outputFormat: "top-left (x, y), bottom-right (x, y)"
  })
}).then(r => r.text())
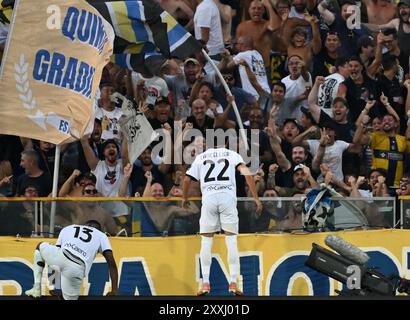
top-left (56, 225), bottom-right (112, 275)
top-left (186, 148), bottom-right (245, 200)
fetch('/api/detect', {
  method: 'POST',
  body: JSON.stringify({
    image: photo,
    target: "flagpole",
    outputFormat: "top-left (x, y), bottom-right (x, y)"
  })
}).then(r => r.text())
top-left (49, 144), bottom-right (61, 238)
top-left (201, 49), bottom-right (249, 151)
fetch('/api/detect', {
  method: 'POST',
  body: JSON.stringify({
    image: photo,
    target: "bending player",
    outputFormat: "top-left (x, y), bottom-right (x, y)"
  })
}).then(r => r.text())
top-left (25, 220), bottom-right (118, 300)
top-left (182, 140), bottom-right (262, 296)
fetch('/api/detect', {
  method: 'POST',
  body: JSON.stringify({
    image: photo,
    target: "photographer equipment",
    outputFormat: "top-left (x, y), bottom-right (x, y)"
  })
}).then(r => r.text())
top-left (397, 277), bottom-right (410, 295)
top-left (305, 235), bottom-right (402, 296)
top-left (325, 235), bottom-right (370, 265)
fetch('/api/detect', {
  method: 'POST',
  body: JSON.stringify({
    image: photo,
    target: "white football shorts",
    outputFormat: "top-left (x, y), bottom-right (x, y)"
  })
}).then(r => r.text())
top-left (39, 242), bottom-right (86, 300)
top-left (200, 193), bottom-right (238, 234)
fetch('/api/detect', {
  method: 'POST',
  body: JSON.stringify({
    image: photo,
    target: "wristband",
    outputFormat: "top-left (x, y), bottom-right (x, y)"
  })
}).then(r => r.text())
top-left (319, 144), bottom-right (326, 147)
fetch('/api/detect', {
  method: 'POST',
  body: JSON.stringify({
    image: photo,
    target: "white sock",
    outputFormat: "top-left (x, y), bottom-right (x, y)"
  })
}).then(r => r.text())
top-left (200, 236), bottom-right (213, 284)
top-left (33, 249), bottom-right (45, 287)
top-left (225, 235), bottom-right (239, 284)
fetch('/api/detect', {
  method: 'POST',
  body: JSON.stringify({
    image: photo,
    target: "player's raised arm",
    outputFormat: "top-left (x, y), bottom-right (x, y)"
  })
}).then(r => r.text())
top-left (237, 163), bottom-right (262, 216)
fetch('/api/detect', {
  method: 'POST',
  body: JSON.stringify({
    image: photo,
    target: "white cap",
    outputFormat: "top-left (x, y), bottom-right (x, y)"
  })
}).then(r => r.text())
top-left (294, 164), bottom-right (305, 172)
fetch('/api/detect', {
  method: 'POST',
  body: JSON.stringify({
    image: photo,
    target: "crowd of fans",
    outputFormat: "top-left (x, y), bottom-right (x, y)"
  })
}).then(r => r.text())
top-left (0, 0), bottom-right (410, 235)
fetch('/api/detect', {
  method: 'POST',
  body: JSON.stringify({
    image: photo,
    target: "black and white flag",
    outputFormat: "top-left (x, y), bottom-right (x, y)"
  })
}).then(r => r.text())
top-left (113, 93), bottom-right (158, 164)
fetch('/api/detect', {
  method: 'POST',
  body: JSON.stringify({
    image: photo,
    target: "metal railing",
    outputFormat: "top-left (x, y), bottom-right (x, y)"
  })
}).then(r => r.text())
top-left (0, 196), bottom-right (398, 238)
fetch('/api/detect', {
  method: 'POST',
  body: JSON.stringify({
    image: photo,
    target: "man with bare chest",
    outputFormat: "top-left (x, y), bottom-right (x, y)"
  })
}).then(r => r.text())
top-left (364, 0), bottom-right (410, 73)
top-left (236, 0), bottom-right (280, 68)
top-left (155, 0), bottom-right (194, 30)
top-left (364, 0), bottom-right (397, 25)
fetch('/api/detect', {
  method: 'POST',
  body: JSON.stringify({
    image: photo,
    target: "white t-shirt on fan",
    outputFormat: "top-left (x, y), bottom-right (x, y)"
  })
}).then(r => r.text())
top-left (233, 50), bottom-right (270, 99)
top-left (194, 0), bottom-right (224, 56)
top-left (94, 108), bottom-right (123, 142)
top-left (131, 72), bottom-right (169, 107)
top-left (93, 159), bottom-right (123, 197)
top-left (307, 140), bottom-right (349, 183)
top-left (280, 73), bottom-right (312, 124)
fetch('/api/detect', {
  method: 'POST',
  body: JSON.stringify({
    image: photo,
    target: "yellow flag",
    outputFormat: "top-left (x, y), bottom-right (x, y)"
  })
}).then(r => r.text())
top-left (0, 0), bottom-right (114, 144)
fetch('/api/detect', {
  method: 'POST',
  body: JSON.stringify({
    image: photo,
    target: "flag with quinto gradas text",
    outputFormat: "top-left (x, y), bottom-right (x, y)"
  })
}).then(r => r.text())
top-left (0, 0), bottom-right (114, 145)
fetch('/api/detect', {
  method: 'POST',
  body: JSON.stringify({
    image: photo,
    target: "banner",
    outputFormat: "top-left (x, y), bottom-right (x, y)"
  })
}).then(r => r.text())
top-left (88, 0), bottom-right (202, 75)
top-left (1, 230), bottom-right (410, 296)
top-left (116, 92), bottom-right (158, 164)
top-left (0, 0), bottom-right (114, 144)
